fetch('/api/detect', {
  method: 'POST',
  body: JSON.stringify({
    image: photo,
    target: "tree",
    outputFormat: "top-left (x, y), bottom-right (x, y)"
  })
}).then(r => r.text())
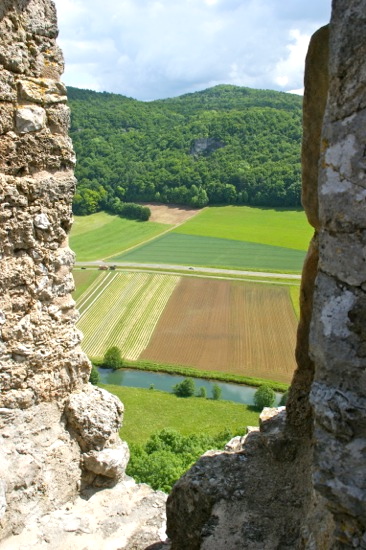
top-left (212, 384), bottom-right (222, 400)
top-left (254, 385), bottom-right (276, 409)
top-left (89, 364), bottom-right (100, 385)
top-left (197, 386), bottom-right (207, 398)
top-left (103, 346), bottom-right (123, 370)
top-left (172, 378), bottom-right (196, 397)
top-left (126, 428), bottom-right (237, 493)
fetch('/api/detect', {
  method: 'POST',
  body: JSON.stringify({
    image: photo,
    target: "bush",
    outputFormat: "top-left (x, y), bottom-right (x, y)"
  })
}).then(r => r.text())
top-left (197, 386), bottom-right (207, 398)
top-left (254, 385), bottom-right (276, 409)
top-left (110, 200), bottom-right (151, 221)
top-left (172, 377), bottom-right (196, 397)
top-left (212, 384), bottom-right (222, 400)
top-left (126, 428), bottom-right (236, 492)
top-left (103, 346), bottom-right (123, 370)
top-left (89, 364), bottom-right (100, 385)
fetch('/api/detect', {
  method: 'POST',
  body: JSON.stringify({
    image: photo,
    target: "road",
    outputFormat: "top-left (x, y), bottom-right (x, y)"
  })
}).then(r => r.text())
top-left (75, 261), bottom-right (301, 280)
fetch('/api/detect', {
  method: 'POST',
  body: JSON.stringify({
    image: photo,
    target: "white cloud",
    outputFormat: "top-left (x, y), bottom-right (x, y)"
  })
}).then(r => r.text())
top-left (273, 29), bottom-right (311, 90)
top-left (54, 0), bottom-right (331, 100)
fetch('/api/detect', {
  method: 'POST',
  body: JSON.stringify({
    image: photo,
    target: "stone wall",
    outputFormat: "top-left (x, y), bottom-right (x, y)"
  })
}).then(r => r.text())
top-left (309, 0), bottom-right (366, 544)
top-left (0, 0), bottom-right (90, 410)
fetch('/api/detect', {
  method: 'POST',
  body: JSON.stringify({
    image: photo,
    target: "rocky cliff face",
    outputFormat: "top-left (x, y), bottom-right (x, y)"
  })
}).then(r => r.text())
top-left (0, 2), bottom-right (166, 547)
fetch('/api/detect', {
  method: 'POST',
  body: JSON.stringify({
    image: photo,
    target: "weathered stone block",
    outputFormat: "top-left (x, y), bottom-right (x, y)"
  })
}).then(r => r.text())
top-left (318, 230), bottom-right (366, 286)
top-left (18, 78), bottom-right (67, 105)
top-left (47, 104), bottom-right (71, 134)
top-left (16, 105), bottom-right (47, 133)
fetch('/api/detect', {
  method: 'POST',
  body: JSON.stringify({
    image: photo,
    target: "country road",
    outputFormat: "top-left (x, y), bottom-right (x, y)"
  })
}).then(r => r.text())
top-left (74, 261), bottom-right (301, 280)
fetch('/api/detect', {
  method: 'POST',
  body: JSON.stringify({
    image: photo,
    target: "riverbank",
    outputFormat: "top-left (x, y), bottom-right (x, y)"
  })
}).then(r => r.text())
top-left (93, 358), bottom-right (289, 393)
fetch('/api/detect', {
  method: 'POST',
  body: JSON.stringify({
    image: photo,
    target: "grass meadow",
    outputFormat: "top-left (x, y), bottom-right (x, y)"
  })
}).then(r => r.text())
top-left (111, 233), bottom-right (306, 272)
top-left (104, 384), bottom-right (260, 444)
top-left (174, 206), bottom-right (313, 250)
top-left (70, 212), bottom-right (171, 261)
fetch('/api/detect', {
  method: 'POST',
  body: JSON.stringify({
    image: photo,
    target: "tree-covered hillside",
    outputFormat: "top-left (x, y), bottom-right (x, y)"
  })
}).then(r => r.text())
top-left (67, 85), bottom-right (302, 215)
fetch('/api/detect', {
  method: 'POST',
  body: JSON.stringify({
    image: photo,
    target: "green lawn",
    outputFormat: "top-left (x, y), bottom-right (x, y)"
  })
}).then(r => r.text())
top-left (103, 384), bottom-right (260, 445)
top-left (70, 212), bottom-right (171, 261)
top-left (174, 206), bottom-right (313, 251)
top-left (111, 233), bottom-right (306, 272)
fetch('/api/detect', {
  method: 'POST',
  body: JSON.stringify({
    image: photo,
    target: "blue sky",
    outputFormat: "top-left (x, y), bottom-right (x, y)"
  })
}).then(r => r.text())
top-left (53, 0), bottom-right (331, 101)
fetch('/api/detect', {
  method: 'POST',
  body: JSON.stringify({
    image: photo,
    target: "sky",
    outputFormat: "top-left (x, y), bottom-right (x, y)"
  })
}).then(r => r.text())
top-left (53, 0), bottom-right (331, 101)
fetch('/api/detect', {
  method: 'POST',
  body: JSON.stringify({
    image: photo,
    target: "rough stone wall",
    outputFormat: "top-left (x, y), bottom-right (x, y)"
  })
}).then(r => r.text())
top-left (309, 0), bottom-right (366, 545)
top-left (0, 0), bottom-right (90, 410)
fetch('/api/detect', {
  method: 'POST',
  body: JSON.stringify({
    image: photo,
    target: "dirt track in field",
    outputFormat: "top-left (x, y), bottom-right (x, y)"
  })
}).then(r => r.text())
top-left (139, 278), bottom-right (298, 384)
top-left (141, 203), bottom-right (201, 225)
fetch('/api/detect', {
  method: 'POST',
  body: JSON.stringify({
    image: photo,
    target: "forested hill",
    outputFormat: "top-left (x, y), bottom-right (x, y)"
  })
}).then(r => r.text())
top-left (67, 85), bottom-right (303, 215)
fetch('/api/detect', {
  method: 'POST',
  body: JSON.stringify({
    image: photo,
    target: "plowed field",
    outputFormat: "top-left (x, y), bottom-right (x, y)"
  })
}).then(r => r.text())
top-left (139, 278), bottom-right (297, 383)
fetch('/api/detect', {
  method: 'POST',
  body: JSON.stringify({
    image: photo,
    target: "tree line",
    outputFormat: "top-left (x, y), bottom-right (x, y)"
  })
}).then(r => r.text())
top-left (67, 84), bottom-right (303, 216)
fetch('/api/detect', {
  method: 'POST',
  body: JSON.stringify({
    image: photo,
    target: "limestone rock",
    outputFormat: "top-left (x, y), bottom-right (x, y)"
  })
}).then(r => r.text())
top-left (18, 78), bottom-right (67, 105)
top-left (167, 409), bottom-right (313, 550)
top-left (301, 25), bottom-right (329, 230)
top-left (0, 403), bottom-right (83, 540)
top-left (307, 1), bottom-right (366, 545)
top-left (16, 105), bottom-right (47, 133)
top-left (65, 385), bottom-right (124, 452)
top-left (190, 137), bottom-right (225, 156)
top-left (0, 479), bottom-right (167, 550)
top-left (83, 442), bottom-right (130, 480)
top-left (0, 481), bottom-right (7, 521)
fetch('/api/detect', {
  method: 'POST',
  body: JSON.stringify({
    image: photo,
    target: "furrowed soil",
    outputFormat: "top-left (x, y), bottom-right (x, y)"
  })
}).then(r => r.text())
top-left (141, 203), bottom-right (201, 225)
top-left (139, 278), bottom-right (297, 384)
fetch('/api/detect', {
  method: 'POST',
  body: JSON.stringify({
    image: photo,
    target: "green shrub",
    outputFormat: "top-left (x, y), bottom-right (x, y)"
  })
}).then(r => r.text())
top-left (89, 364), bottom-right (100, 385)
top-left (254, 385), bottom-right (276, 409)
top-left (103, 346), bottom-right (123, 370)
top-left (197, 386), bottom-right (207, 398)
top-left (126, 428), bottom-right (236, 492)
top-left (212, 384), bottom-right (222, 400)
top-left (172, 377), bottom-right (196, 397)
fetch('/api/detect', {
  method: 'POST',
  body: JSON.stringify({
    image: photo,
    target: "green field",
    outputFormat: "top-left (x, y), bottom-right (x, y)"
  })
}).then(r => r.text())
top-left (174, 206), bottom-right (312, 251)
top-left (76, 272), bottom-right (180, 358)
top-left (111, 233), bottom-right (306, 272)
top-left (104, 384), bottom-right (259, 444)
top-left (70, 212), bottom-right (171, 261)
top-left (72, 270), bottom-right (104, 301)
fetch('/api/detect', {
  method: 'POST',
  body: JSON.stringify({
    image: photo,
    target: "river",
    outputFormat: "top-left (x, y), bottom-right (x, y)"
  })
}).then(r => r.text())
top-left (98, 367), bottom-right (282, 406)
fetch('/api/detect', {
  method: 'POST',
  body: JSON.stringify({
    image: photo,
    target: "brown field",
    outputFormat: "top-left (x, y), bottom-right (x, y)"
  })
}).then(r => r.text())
top-left (139, 278), bottom-right (298, 384)
top-left (141, 203), bottom-right (202, 225)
